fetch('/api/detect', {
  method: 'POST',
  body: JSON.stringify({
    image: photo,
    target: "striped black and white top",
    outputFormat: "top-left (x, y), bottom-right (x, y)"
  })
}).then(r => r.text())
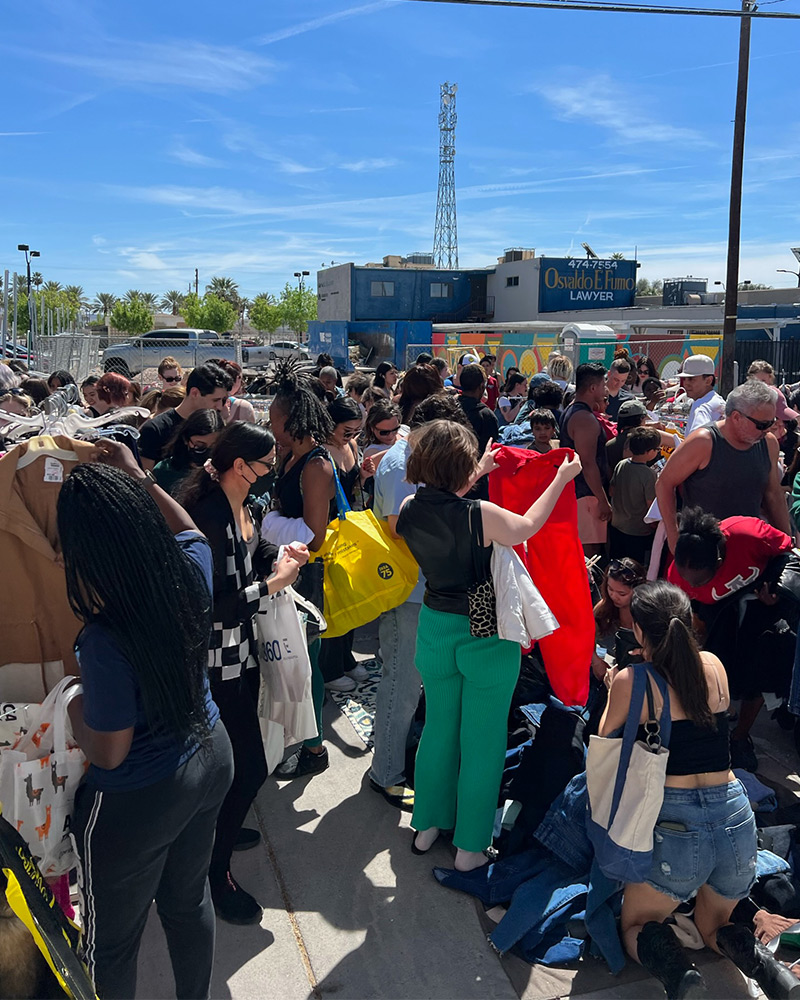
top-left (187, 487), bottom-right (279, 681)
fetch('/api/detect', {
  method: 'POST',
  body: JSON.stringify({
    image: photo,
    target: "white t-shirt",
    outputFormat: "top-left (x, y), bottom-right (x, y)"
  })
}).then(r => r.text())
top-left (686, 390), bottom-right (725, 435)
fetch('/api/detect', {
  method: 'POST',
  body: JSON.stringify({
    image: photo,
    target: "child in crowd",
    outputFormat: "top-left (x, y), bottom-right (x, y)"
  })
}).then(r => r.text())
top-left (527, 408), bottom-right (558, 454)
top-left (609, 425), bottom-right (661, 564)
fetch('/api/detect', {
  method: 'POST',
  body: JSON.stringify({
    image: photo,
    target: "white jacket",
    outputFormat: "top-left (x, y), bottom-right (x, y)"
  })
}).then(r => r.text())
top-left (491, 544), bottom-right (559, 646)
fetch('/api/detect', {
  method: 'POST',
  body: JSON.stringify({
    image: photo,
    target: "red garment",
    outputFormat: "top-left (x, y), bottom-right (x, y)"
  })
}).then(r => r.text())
top-left (595, 412), bottom-right (617, 442)
top-left (485, 376), bottom-right (499, 411)
top-left (667, 515), bottom-right (792, 604)
top-left (489, 445), bottom-right (592, 706)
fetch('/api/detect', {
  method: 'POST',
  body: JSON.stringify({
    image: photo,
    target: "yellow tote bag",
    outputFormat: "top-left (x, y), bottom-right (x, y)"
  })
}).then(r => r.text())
top-left (310, 462), bottom-right (418, 638)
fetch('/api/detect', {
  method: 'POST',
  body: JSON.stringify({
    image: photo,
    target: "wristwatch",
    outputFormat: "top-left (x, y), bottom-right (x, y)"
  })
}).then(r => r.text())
top-left (142, 470), bottom-right (158, 486)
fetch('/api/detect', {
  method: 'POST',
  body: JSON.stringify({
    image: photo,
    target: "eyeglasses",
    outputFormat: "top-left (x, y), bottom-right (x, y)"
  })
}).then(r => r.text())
top-left (608, 559), bottom-right (643, 584)
top-left (736, 411), bottom-right (776, 432)
top-left (162, 375), bottom-right (182, 383)
top-left (249, 459), bottom-right (276, 474)
top-left (375, 425), bottom-right (399, 437)
top-left (341, 428), bottom-right (360, 440)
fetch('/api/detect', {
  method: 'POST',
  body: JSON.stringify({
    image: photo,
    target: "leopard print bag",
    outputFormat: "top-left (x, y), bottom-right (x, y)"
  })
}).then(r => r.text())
top-left (466, 502), bottom-right (498, 638)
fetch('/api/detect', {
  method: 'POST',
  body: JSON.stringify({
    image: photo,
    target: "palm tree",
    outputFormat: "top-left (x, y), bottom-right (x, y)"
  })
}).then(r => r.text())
top-left (43, 280), bottom-right (62, 293)
top-left (64, 285), bottom-right (89, 309)
top-left (610, 252), bottom-right (625, 260)
top-left (31, 272), bottom-right (43, 289)
top-left (160, 290), bottom-right (184, 315)
top-left (93, 292), bottom-right (117, 324)
top-left (123, 289), bottom-right (142, 303)
top-left (206, 276), bottom-right (240, 306)
top-left (140, 292), bottom-right (159, 312)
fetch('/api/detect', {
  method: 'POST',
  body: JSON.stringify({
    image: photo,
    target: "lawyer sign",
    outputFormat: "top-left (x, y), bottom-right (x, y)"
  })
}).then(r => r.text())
top-left (539, 257), bottom-right (637, 312)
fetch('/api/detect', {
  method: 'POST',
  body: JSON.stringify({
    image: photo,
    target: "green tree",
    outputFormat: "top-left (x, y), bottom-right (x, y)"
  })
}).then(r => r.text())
top-left (205, 276), bottom-right (240, 307)
top-left (739, 281), bottom-right (772, 290)
top-left (123, 289), bottom-right (142, 303)
top-left (93, 292), bottom-right (117, 324)
top-left (276, 282), bottom-right (316, 336)
top-left (43, 280), bottom-right (62, 293)
top-left (610, 252), bottom-right (625, 260)
top-left (180, 292), bottom-right (237, 333)
top-left (160, 290), bottom-right (184, 315)
top-left (110, 298), bottom-right (153, 336)
top-left (140, 292), bottom-right (159, 312)
top-left (249, 293), bottom-right (281, 334)
top-left (64, 285), bottom-right (89, 309)
top-left (31, 272), bottom-right (43, 289)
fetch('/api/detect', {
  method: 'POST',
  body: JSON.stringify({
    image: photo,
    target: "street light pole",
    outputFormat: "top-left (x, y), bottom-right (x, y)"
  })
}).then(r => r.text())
top-left (777, 269), bottom-right (800, 287)
top-left (293, 270), bottom-right (310, 291)
top-left (17, 244), bottom-right (40, 357)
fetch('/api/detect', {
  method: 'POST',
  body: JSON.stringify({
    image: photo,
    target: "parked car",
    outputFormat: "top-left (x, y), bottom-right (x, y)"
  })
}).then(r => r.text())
top-left (102, 329), bottom-right (238, 377)
top-left (241, 340), bottom-right (310, 366)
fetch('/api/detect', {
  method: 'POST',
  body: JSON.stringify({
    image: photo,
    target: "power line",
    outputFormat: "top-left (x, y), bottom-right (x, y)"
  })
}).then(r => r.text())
top-left (404, 0), bottom-right (800, 18)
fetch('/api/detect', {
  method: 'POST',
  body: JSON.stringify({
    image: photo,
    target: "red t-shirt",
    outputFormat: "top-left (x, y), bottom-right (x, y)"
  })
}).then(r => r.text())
top-left (668, 515), bottom-right (792, 604)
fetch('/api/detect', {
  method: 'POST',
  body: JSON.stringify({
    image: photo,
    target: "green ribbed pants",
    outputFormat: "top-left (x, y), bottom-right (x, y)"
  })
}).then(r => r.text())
top-left (412, 604), bottom-right (521, 852)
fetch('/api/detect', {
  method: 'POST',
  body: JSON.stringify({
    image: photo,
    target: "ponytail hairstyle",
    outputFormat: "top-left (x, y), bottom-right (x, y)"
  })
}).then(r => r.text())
top-left (630, 580), bottom-right (713, 728)
top-left (397, 363), bottom-right (443, 424)
top-left (364, 399), bottom-right (402, 444)
top-left (372, 362), bottom-right (395, 390)
top-left (177, 420), bottom-right (275, 508)
top-left (96, 372), bottom-right (131, 407)
top-left (327, 395), bottom-right (362, 427)
top-left (57, 463), bottom-right (213, 748)
top-left (268, 359), bottom-right (334, 444)
top-left (674, 506), bottom-right (726, 577)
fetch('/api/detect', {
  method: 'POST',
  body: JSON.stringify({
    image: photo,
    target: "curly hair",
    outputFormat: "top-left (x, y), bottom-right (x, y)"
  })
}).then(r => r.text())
top-left (268, 359), bottom-right (334, 443)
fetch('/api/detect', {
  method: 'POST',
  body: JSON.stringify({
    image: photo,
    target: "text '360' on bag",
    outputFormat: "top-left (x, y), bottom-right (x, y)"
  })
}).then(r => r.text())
top-left (309, 460), bottom-right (418, 638)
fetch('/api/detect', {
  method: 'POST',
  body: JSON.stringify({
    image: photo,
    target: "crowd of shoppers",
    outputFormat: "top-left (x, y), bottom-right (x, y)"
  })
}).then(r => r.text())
top-left (4, 344), bottom-right (800, 1000)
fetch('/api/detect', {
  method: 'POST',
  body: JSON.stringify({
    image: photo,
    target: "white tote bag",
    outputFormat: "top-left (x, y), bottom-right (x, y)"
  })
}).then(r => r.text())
top-left (256, 587), bottom-right (324, 762)
top-left (0, 676), bottom-right (86, 877)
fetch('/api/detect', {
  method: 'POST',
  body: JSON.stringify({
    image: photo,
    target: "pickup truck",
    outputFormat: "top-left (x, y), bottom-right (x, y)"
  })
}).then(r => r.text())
top-left (103, 329), bottom-right (239, 377)
top-left (241, 340), bottom-right (311, 366)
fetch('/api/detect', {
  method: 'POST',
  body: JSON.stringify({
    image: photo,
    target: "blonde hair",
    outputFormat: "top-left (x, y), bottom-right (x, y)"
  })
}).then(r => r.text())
top-left (547, 353), bottom-right (574, 383)
top-left (0, 391), bottom-right (33, 415)
top-left (156, 385), bottom-right (186, 414)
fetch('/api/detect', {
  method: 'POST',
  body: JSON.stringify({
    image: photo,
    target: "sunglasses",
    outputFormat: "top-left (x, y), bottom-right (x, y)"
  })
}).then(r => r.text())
top-left (737, 411), bottom-right (776, 432)
top-left (163, 375), bottom-right (182, 383)
top-left (249, 459), bottom-right (276, 474)
top-left (608, 559), bottom-right (642, 584)
top-left (375, 425), bottom-right (399, 437)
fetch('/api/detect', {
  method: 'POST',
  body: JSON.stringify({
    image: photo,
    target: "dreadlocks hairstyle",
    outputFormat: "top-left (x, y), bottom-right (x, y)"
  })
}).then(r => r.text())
top-left (269, 359), bottom-right (334, 444)
top-left (177, 421), bottom-right (276, 509)
top-left (57, 463), bottom-right (213, 748)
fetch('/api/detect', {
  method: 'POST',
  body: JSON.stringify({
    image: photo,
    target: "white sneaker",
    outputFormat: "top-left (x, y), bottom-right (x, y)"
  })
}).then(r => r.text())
top-left (325, 675), bottom-right (357, 693)
top-left (345, 663), bottom-right (370, 683)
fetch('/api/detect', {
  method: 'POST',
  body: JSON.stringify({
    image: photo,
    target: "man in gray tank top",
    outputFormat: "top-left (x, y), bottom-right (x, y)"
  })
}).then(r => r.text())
top-left (656, 380), bottom-right (791, 554)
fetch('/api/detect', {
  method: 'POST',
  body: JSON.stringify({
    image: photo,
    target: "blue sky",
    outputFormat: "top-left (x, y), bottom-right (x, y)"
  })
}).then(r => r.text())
top-left (0, 0), bottom-right (798, 301)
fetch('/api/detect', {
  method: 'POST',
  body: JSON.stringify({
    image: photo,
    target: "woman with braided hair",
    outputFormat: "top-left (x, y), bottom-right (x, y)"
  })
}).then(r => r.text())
top-left (265, 361), bottom-right (336, 778)
top-left (59, 440), bottom-right (234, 999)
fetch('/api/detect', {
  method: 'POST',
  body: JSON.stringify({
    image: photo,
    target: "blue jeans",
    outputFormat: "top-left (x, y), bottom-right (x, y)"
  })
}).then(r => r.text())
top-left (370, 601), bottom-right (422, 787)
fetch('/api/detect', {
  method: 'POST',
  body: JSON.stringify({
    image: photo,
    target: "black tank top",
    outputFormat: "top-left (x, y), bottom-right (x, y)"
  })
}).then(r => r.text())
top-left (559, 400), bottom-right (609, 499)
top-left (639, 713), bottom-right (730, 776)
top-left (683, 424), bottom-right (770, 521)
top-left (273, 446), bottom-right (329, 520)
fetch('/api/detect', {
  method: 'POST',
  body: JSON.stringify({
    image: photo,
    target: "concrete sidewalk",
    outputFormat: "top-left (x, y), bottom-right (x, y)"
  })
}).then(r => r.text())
top-left (133, 652), bottom-right (798, 1000)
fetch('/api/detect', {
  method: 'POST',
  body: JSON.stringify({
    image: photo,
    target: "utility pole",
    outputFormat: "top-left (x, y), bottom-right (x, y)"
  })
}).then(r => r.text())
top-left (720, 0), bottom-right (756, 395)
top-left (1, 270), bottom-right (8, 360)
top-left (195, 269), bottom-right (199, 296)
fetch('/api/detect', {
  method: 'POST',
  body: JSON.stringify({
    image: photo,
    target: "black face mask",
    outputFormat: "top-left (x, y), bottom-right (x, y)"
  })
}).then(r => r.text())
top-left (188, 445), bottom-right (211, 464)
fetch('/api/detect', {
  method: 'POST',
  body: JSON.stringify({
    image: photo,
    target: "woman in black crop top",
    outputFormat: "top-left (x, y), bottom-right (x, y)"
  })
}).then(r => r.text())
top-left (397, 419), bottom-right (581, 872)
top-left (599, 580), bottom-right (766, 999)
top-left (265, 365), bottom-right (335, 779)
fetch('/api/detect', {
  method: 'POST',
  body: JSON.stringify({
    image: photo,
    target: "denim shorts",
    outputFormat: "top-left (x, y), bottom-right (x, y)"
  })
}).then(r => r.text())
top-left (644, 781), bottom-right (757, 903)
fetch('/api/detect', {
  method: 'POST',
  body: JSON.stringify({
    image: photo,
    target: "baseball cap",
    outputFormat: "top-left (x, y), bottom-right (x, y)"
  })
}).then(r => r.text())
top-left (617, 399), bottom-right (648, 419)
top-left (677, 355), bottom-right (715, 377)
top-left (458, 353), bottom-right (480, 367)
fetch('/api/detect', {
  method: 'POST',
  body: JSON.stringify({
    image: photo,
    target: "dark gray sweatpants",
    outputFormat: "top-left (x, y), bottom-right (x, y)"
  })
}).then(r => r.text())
top-left (72, 723), bottom-right (234, 1000)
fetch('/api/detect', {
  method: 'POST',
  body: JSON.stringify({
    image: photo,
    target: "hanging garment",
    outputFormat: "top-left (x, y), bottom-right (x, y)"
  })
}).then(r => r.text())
top-left (488, 446), bottom-right (593, 707)
top-left (491, 543), bottom-right (559, 647)
top-left (0, 435), bottom-right (95, 700)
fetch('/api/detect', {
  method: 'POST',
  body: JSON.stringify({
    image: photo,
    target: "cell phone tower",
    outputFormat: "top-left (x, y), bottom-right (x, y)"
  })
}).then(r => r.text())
top-left (432, 81), bottom-right (459, 270)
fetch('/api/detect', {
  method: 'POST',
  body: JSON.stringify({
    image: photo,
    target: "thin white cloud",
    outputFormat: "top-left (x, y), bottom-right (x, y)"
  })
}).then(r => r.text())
top-left (170, 140), bottom-right (225, 169)
top-left (534, 75), bottom-right (711, 147)
top-left (0, 131), bottom-right (46, 136)
top-left (220, 125), bottom-right (321, 175)
top-left (24, 41), bottom-right (274, 95)
top-left (256, 2), bottom-right (399, 45)
top-left (340, 157), bottom-right (398, 172)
